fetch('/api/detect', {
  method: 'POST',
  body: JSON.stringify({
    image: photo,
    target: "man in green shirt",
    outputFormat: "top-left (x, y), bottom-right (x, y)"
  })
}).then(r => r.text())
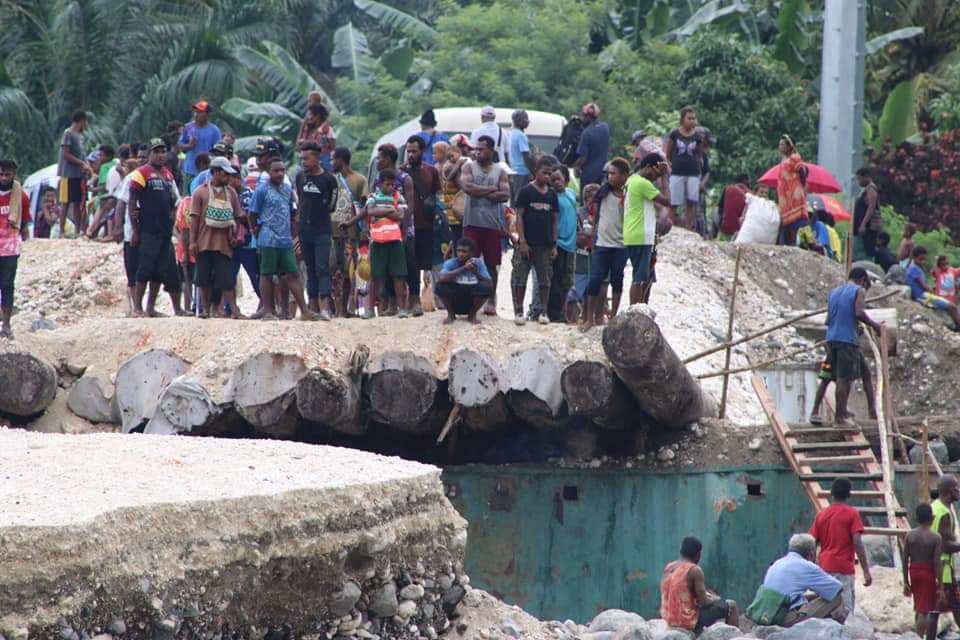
top-left (929, 474), bottom-right (960, 638)
top-left (623, 153), bottom-right (671, 305)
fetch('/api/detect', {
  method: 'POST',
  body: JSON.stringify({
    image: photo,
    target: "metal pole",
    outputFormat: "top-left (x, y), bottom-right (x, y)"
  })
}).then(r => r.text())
top-left (922, 419), bottom-right (930, 501)
top-left (719, 248), bottom-right (742, 419)
top-left (818, 0), bottom-right (867, 205)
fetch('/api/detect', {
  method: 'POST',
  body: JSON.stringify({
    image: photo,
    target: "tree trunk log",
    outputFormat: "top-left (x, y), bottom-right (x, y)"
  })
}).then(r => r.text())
top-left (602, 308), bottom-right (717, 428)
top-left (0, 350), bottom-right (58, 418)
top-left (561, 360), bottom-right (631, 430)
top-left (365, 351), bottom-right (439, 433)
top-left (448, 347), bottom-right (509, 432)
top-left (297, 368), bottom-right (365, 436)
top-left (115, 349), bottom-right (188, 432)
top-left (506, 346), bottom-right (565, 430)
top-left (224, 352), bottom-right (307, 432)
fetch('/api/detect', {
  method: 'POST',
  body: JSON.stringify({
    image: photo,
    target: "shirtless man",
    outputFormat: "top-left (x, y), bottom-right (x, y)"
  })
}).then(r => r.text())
top-left (927, 475), bottom-right (960, 639)
top-left (903, 503), bottom-right (942, 639)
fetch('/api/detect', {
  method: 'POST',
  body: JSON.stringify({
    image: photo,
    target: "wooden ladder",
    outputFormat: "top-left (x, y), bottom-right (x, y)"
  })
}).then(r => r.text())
top-left (752, 372), bottom-right (910, 537)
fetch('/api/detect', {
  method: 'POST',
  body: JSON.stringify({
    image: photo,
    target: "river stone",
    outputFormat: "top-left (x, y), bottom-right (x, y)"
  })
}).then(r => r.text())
top-left (329, 581), bottom-right (362, 617)
top-left (843, 608), bottom-right (874, 640)
top-left (397, 600), bottom-right (417, 618)
top-left (861, 535), bottom-right (894, 568)
top-left (699, 623), bottom-right (741, 640)
top-left (615, 623), bottom-right (654, 640)
top-left (752, 626), bottom-right (787, 639)
top-left (768, 618), bottom-right (852, 640)
top-left (653, 631), bottom-right (692, 640)
top-left (369, 583), bottom-right (398, 618)
top-left (589, 609), bottom-right (646, 633)
top-left (442, 585), bottom-right (466, 615)
top-left (400, 584), bottom-right (425, 600)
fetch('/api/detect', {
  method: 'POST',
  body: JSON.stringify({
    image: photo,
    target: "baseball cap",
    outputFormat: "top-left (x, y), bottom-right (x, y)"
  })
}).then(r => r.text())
top-left (149, 137), bottom-right (167, 151)
top-left (212, 142), bottom-right (229, 156)
top-left (246, 156), bottom-right (258, 171)
top-left (192, 100), bottom-right (211, 113)
top-left (254, 137), bottom-right (281, 157)
top-left (209, 157), bottom-right (237, 174)
top-left (480, 106), bottom-right (496, 118)
top-left (582, 103), bottom-right (600, 117)
top-left (631, 129), bottom-right (647, 144)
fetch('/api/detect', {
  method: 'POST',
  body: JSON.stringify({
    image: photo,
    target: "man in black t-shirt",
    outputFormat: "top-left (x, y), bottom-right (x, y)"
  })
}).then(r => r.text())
top-left (296, 142), bottom-right (339, 320)
top-left (511, 156), bottom-right (559, 326)
top-left (129, 138), bottom-right (183, 317)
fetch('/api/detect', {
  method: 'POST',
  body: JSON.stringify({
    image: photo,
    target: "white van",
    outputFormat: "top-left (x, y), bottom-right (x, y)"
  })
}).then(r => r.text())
top-left (367, 107), bottom-right (567, 184)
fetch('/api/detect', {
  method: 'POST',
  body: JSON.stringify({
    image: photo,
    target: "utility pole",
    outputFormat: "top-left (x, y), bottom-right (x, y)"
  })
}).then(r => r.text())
top-left (817, 0), bottom-right (867, 205)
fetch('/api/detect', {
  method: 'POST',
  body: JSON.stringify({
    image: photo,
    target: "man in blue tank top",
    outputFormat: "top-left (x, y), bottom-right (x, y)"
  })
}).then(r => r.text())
top-left (809, 268), bottom-right (882, 427)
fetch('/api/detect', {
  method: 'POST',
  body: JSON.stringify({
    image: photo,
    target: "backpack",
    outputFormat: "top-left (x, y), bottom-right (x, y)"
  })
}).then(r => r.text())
top-left (554, 117), bottom-right (584, 167)
top-left (746, 585), bottom-right (789, 626)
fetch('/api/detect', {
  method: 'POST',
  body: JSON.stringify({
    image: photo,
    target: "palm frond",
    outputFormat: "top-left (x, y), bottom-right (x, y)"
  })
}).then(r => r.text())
top-left (332, 22), bottom-right (375, 83)
top-left (353, 0), bottom-right (437, 47)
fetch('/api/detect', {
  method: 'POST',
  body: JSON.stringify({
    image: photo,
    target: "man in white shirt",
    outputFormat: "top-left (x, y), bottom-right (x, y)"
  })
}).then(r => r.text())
top-left (469, 106), bottom-right (509, 165)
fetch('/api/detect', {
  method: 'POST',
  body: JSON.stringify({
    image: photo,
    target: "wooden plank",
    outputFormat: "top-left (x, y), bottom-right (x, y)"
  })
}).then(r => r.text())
top-left (856, 506), bottom-right (908, 516)
top-left (816, 489), bottom-right (886, 498)
top-left (864, 527), bottom-right (908, 537)
top-left (800, 472), bottom-right (883, 481)
top-left (796, 455), bottom-right (875, 465)
top-left (786, 426), bottom-right (864, 435)
top-left (752, 374), bottom-right (825, 511)
top-left (792, 442), bottom-right (871, 451)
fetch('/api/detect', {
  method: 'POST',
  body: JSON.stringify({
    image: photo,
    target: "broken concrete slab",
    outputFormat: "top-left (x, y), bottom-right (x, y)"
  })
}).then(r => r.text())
top-left (0, 429), bottom-right (468, 636)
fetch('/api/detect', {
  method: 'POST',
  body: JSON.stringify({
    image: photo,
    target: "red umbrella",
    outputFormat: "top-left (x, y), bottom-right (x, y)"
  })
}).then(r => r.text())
top-left (807, 194), bottom-right (852, 222)
top-left (758, 162), bottom-right (842, 194)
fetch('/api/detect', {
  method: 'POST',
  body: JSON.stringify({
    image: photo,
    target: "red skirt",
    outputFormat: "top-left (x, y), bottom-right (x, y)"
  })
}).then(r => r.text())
top-left (911, 563), bottom-right (937, 613)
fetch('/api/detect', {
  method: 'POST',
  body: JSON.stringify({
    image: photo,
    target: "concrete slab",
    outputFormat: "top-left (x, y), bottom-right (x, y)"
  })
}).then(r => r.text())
top-left (0, 429), bottom-right (468, 636)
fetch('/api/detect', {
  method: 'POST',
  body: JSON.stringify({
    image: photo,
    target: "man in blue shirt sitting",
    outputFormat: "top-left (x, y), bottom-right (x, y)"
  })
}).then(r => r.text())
top-left (906, 245), bottom-right (960, 332)
top-left (436, 237), bottom-right (492, 324)
top-left (761, 534), bottom-right (844, 627)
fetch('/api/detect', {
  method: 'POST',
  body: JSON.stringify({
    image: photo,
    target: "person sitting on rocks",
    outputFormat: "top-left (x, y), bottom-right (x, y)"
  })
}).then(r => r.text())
top-left (660, 536), bottom-right (739, 635)
top-left (758, 534), bottom-right (844, 627)
top-left (435, 237), bottom-right (491, 324)
top-left (906, 246), bottom-right (960, 332)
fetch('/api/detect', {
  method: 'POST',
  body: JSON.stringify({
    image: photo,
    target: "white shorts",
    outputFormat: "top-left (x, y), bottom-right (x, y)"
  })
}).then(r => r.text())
top-left (669, 175), bottom-right (701, 206)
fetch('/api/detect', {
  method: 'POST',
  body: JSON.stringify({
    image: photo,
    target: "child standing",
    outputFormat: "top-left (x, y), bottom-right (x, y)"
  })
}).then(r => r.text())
top-left (0, 159), bottom-right (31, 339)
top-left (342, 169), bottom-right (409, 319)
top-left (903, 503), bottom-right (942, 639)
top-left (933, 255), bottom-right (960, 305)
top-left (511, 157), bottom-right (559, 326)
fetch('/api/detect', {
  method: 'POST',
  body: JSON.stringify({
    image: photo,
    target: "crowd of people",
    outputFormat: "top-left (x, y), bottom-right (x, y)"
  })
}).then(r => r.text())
top-left (662, 474), bottom-right (960, 640)
top-left (1, 97), bottom-right (959, 339)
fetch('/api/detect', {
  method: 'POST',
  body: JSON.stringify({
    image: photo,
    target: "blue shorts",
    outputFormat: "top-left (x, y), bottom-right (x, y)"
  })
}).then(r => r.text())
top-left (627, 245), bottom-right (654, 283)
top-left (568, 272), bottom-right (589, 303)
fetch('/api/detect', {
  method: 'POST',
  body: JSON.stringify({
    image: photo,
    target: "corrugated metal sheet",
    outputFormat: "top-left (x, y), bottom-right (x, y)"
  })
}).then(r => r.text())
top-left (443, 465), bottom-right (817, 622)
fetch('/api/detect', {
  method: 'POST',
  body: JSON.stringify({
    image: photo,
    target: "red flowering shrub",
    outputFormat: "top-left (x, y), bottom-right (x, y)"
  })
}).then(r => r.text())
top-left (867, 130), bottom-right (960, 242)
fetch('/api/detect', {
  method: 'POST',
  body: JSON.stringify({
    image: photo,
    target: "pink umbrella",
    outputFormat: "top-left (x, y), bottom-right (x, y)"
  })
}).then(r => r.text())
top-left (758, 162), bottom-right (842, 194)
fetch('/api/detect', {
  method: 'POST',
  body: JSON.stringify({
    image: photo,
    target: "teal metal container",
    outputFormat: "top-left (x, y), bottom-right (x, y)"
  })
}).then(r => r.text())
top-left (443, 464), bottom-right (817, 622)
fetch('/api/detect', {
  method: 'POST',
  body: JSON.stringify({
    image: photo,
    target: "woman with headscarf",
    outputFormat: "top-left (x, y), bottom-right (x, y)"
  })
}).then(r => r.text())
top-left (776, 134), bottom-right (808, 245)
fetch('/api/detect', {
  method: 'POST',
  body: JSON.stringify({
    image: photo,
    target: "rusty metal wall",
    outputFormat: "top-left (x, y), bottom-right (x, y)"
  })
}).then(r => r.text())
top-left (443, 465), bottom-right (817, 622)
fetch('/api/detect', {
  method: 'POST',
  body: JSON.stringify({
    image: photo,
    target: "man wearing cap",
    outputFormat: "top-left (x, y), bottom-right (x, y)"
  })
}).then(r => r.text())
top-left (508, 110), bottom-right (535, 206)
top-left (189, 157), bottom-right (241, 318)
top-left (129, 138), bottom-right (184, 317)
top-left (178, 100), bottom-right (222, 194)
top-left (470, 106), bottom-right (509, 165)
top-left (574, 103), bottom-right (609, 193)
top-left (416, 109), bottom-right (449, 167)
top-left (190, 142), bottom-right (231, 193)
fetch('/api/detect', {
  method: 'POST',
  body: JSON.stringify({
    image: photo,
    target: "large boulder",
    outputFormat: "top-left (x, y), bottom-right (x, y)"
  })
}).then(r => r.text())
top-left (589, 609), bottom-right (646, 633)
top-left (0, 350), bottom-right (58, 416)
top-left (843, 608), bottom-right (874, 640)
top-left (768, 618), bottom-right (851, 640)
top-left (66, 370), bottom-right (119, 424)
top-left (699, 622), bottom-right (741, 640)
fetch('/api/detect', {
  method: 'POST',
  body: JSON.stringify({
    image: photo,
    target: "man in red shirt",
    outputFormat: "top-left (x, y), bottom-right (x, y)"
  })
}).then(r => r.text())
top-left (0, 159), bottom-right (31, 339)
top-left (809, 477), bottom-right (873, 619)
